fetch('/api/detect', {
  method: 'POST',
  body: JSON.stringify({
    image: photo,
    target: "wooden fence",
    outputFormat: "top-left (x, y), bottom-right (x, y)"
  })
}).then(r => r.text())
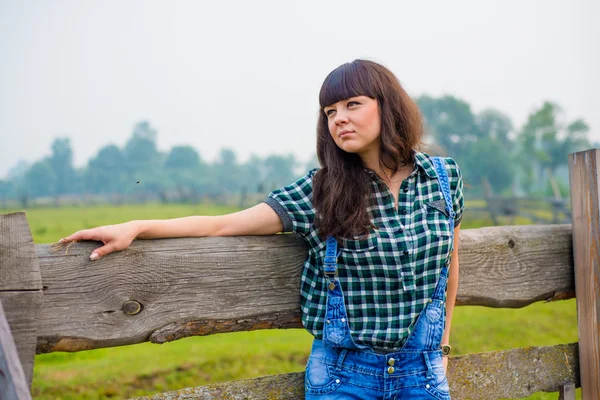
top-left (470, 172), bottom-right (572, 226)
top-left (1, 149), bottom-right (598, 399)
top-left (469, 195), bottom-right (572, 226)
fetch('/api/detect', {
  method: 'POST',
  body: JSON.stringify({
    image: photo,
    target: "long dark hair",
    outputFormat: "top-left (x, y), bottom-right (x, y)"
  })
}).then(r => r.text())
top-left (312, 59), bottom-right (424, 239)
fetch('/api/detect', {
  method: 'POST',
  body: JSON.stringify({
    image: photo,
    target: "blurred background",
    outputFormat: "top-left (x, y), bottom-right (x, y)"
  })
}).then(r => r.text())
top-left (1, 0), bottom-right (597, 398)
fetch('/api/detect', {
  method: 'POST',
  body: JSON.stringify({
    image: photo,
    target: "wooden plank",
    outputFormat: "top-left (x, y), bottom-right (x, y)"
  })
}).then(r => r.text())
top-left (0, 299), bottom-right (32, 400)
top-left (129, 343), bottom-right (579, 400)
top-left (568, 148), bottom-right (600, 399)
top-left (0, 212), bottom-right (42, 291)
top-left (36, 234), bottom-right (307, 352)
top-left (0, 292), bottom-right (43, 388)
top-left (34, 224), bottom-right (575, 353)
top-left (457, 224), bottom-right (574, 307)
top-left (446, 343), bottom-right (579, 399)
top-left (0, 213), bottom-right (42, 388)
top-left (132, 372), bottom-right (305, 400)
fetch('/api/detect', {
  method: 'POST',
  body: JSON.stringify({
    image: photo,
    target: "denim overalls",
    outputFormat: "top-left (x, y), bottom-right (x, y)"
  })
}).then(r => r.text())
top-left (305, 157), bottom-right (455, 400)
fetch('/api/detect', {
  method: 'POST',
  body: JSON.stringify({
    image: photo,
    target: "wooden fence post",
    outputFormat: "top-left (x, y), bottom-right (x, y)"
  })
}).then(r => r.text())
top-left (0, 212), bottom-right (43, 390)
top-left (0, 299), bottom-right (32, 399)
top-left (568, 148), bottom-right (600, 398)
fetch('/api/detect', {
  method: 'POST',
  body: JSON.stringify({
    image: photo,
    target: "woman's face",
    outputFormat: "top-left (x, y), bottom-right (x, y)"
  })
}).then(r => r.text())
top-left (323, 95), bottom-right (381, 158)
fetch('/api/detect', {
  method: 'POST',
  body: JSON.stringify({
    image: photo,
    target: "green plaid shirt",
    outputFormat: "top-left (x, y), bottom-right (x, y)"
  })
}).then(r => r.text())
top-left (265, 152), bottom-right (464, 352)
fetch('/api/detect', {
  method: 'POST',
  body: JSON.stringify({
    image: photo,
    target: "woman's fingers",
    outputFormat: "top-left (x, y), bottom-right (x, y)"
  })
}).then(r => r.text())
top-left (60, 229), bottom-right (98, 243)
top-left (90, 241), bottom-right (120, 261)
top-left (58, 224), bottom-right (134, 261)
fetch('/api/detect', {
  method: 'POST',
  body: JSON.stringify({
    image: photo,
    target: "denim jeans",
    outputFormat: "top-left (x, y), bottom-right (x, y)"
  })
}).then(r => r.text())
top-left (305, 339), bottom-right (450, 399)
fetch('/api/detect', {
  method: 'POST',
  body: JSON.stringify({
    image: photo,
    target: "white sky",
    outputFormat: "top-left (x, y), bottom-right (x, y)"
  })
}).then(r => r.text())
top-left (1, 0), bottom-right (598, 178)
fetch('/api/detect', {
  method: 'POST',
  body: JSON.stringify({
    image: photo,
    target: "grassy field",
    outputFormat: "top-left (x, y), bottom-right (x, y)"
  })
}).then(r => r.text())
top-left (2, 203), bottom-right (581, 399)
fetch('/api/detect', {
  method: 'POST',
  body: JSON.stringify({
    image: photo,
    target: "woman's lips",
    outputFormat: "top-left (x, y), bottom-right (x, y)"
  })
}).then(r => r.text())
top-left (339, 130), bottom-right (353, 138)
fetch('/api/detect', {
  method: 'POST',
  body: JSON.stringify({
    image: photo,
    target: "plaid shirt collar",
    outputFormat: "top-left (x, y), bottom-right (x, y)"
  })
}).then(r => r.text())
top-left (365, 151), bottom-right (438, 180)
top-left (414, 151), bottom-right (438, 179)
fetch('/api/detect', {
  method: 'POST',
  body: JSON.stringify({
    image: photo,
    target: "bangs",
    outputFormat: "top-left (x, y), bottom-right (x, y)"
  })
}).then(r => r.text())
top-left (319, 61), bottom-right (378, 108)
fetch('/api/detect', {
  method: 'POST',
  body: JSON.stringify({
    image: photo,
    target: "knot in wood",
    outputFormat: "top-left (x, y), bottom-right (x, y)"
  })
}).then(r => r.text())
top-left (507, 238), bottom-right (516, 249)
top-left (122, 300), bottom-right (143, 315)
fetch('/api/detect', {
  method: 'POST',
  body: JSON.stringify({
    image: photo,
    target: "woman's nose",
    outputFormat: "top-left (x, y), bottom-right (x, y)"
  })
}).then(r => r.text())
top-left (334, 111), bottom-right (348, 124)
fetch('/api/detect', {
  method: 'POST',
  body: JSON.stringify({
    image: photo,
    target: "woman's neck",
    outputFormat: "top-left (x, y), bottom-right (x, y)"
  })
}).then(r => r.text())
top-left (360, 148), bottom-right (386, 176)
top-left (360, 150), bottom-right (413, 185)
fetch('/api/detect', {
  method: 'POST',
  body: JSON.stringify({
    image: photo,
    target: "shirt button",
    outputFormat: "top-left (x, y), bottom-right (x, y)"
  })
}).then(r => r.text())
top-left (401, 210), bottom-right (408, 215)
top-left (403, 250), bottom-right (409, 256)
top-left (388, 366), bottom-right (395, 374)
top-left (388, 358), bottom-right (395, 366)
top-left (403, 187), bottom-right (409, 193)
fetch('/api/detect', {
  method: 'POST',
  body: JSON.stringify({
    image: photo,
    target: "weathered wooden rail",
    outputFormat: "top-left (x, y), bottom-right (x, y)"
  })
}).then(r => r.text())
top-left (1, 149), bottom-right (598, 399)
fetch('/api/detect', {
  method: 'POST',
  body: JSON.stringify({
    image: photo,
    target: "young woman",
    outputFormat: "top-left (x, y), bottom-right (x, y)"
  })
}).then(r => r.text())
top-left (60, 59), bottom-right (463, 399)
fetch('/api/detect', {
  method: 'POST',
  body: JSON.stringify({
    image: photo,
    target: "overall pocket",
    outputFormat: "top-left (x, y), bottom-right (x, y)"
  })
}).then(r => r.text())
top-left (305, 357), bottom-right (343, 395)
top-left (425, 299), bottom-right (444, 323)
top-left (324, 318), bottom-right (347, 346)
top-left (323, 297), bottom-right (348, 346)
top-left (423, 366), bottom-right (451, 400)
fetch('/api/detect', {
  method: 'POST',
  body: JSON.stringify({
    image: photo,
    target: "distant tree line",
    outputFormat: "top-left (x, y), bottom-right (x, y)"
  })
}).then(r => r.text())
top-left (0, 95), bottom-right (595, 208)
top-left (418, 97), bottom-right (592, 198)
top-left (1, 120), bottom-right (309, 208)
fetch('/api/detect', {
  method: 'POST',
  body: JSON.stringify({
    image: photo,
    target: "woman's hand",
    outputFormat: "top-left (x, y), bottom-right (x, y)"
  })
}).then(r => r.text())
top-left (59, 221), bottom-right (139, 261)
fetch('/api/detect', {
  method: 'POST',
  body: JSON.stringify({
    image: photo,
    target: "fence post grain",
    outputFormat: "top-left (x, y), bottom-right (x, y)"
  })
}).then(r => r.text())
top-left (0, 212), bottom-right (43, 390)
top-left (568, 148), bottom-right (600, 398)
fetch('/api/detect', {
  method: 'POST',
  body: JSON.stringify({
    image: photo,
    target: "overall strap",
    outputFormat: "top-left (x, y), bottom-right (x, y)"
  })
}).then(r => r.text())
top-left (431, 157), bottom-right (456, 250)
top-left (324, 236), bottom-right (340, 277)
top-left (431, 157), bottom-right (456, 301)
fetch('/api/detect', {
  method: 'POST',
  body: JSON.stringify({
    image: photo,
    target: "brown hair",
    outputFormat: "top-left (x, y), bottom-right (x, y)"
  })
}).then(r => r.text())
top-left (312, 59), bottom-right (424, 239)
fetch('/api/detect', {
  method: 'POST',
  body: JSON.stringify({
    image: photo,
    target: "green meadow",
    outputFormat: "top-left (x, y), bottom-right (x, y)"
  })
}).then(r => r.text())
top-left (2, 203), bottom-right (580, 399)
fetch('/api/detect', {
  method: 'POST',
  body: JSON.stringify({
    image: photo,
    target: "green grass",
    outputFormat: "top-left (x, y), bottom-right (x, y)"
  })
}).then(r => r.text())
top-left (2, 203), bottom-right (581, 399)
top-left (33, 330), bottom-right (315, 399)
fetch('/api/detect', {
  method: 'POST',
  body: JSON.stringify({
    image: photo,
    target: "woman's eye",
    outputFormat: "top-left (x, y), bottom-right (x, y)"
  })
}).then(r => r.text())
top-left (325, 109), bottom-right (336, 116)
top-left (347, 101), bottom-right (359, 107)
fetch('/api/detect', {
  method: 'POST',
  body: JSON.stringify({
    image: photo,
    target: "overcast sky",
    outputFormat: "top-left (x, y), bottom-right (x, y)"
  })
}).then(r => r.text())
top-left (1, 0), bottom-right (598, 179)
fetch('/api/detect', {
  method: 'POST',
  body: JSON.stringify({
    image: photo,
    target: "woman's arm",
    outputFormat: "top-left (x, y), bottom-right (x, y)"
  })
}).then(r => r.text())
top-left (134, 203), bottom-right (284, 238)
top-left (442, 224), bottom-right (461, 356)
top-left (60, 203), bottom-right (284, 260)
